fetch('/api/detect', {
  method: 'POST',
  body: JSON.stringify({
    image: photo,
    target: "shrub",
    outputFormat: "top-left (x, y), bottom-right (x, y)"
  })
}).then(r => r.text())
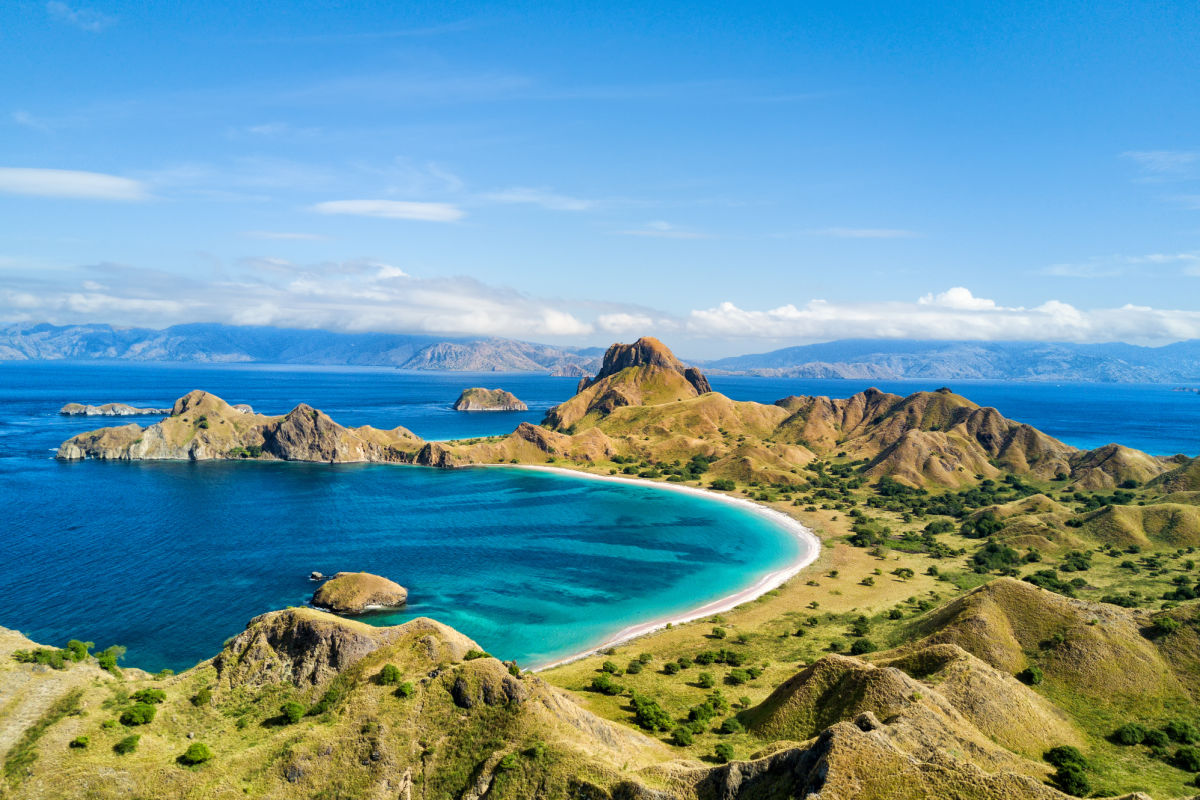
top-left (1113, 722), bottom-right (1148, 745)
top-left (378, 664), bottom-right (402, 685)
top-left (711, 627), bottom-right (727, 640)
top-left (119, 703), bottom-right (156, 726)
top-left (726, 669), bottom-right (748, 686)
top-left (714, 743), bottom-right (735, 763)
top-left (1044, 745), bottom-right (1086, 770)
top-left (718, 717), bottom-right (744, 735)
top-left (663, 662), bottom-right (680, 675)
top-left (697, 672), bottom-right (715, 689)
top-left (497, 753), bottom-right (519, 771)
top-left (69, 736), bottom-right (89, 749)
top-left (1175, 746), bottom-right (1200, 772)
top-left (66, 640), bottom-right (93, 662)
top-left (694, 651), bottom-right (717, 665)
top-left (601, 660), bottom-right (620, 674)
top-left (1053, 764), bottom-right (1091, 797)
top-left (190, 687), bottom-right (212, 707)
top-left (396, 681), bottom-right (415, 698)
top-left (1166, 719), bottom-right (1200, 744)
top-left (1018, 665), bottom-right (1044, 685)
top-left (850, 639), bottom-right (876, 656)
top-left (96, 645), bottom-right (126, 675)
top-left (671, 726), bottom-right (694, 746)
top-left (637, 652), bottom-right (653, 663)
top-left (1144, 728), bottom-right (1170, 748)
top-left (626, 660), bottom-right (643, 674)
top-left (1152, 617), bottom-right (1182, 637)
top-left (132, 689), bottom-right (165, 704)
top-left (114, 735), bottom-right (140, 755)
top-left (590, 673), bottom-right (624, 696)
top-left (710, 479), bottom-right (736, 491)
top-left (630, 693), bottom-right (672, 731)
top-left (280, 701), bottom-right (306, 724)
top-left (676, 656), bottom-right (692, 669)
top-left (179, 743), bottom-right (213, 765)
top-left (463, 649), bottom-right (491, 660)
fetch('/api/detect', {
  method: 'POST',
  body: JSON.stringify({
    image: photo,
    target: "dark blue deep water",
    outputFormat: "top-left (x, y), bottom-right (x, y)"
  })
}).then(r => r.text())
top-left (2, 361), bottom-right (1198, 673)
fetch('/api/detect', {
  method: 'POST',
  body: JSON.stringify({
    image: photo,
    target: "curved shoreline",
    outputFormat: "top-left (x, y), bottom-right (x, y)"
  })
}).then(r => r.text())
top-left (469, 463), bottom-right (822, 671)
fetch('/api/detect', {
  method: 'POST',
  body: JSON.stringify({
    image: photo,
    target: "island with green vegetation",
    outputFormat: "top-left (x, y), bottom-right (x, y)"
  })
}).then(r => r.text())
top-left (311, 572), bottom-right (409, 615)
top-left (9, 337), bottom-right (1200, 798)
top-left (452, 387), bottom-right (528, 412)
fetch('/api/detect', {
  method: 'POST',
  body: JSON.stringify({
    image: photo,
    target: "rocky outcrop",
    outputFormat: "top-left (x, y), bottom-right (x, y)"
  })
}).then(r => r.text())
top-left (452, 387), bottom-right (528, 411)
top-left (213, 608), bottom-right (474, 691)
top-left (311, 572), bottom-right (408, 614)
top-left (578, 336), bottom-right (711, 395)
top-left (59, 402), bottom-right (170, 416)
top-left (57, 390), bottom-right (423, 463)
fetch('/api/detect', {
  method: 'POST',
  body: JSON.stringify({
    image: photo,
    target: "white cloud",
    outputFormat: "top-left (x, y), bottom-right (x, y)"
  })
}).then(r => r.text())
top-left (241, 230), bottom-right (326, 241)
top-left (596, 312), bottom-right (655, 333)
top-left (917, 287), bottom-right (998, 311)
top-left (1123, 150), bottom-right (1199, 175)
top-left (0, 167), bottom-right (147, 200)
top-left (1044, 251), bottom-right (1200, 278)
top-left (310, 199), bottom-right (464, 222)
top-left (11, 111), bottom-right (51, 132)
top-left (0, 260), bottom-right (597, 339)
top-left (807, 227), bottom-right (919, 239)
top-left (45, 1), bottom-right (115, 31)
top-left (484, 186), bottom-right (593, 211)
top-left (616, 220), bottom-right (709, 239)
top-left (687, 288), bottom-right (1200, 344)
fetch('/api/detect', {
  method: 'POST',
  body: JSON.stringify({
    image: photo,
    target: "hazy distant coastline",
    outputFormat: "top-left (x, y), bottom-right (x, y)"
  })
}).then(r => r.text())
top-left (4, 322), bottom-right (1200, 382)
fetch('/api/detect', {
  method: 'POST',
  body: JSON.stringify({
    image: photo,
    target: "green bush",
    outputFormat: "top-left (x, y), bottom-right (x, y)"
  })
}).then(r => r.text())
top-left (132, 688), bottom-right (166, 704)
top-left (1152, 617), bottom-right (1181, 637)
top-left (378, 664), bottom-right (402, 685)
top-left (1053, 764), bottom-right (1091, 797)
top-left (96, 645), bottom-right (126, 675)
top-left (714, 743), bottom-right (735, 763)
top-left (280, 701), bottom-right (306, 724)
top-left (630, 693), bottom-right (672, 731)
top-left (671, 726), bottom-right (694, 746)
top-left (66, 640), bottom-right (93, 662)
top-left (463, 649), bottom-right (491, 660)
top-left (1044, 745), bottom-right (1086, 771)
top-left (1175, 746), bottom-right (1200, 771)
top-left (191, 687), bottom-right (212, 707)
top-left (497, 753), bottom-right (519, 771)
top-left (396, 681), bottom-right (415, 698)
top-left (1113, 722), bottom-right (1148, 745)
top-left (849, 639), bottom-right (875, 656)
top-left (69, 736), bottom-right (89, 749)
top-left (718, 717), bottom-right (744, 735)
top-left (711, 627), bottom-right (727, 640)
top-left (676, 656), bottom-right (692, 669)
top-left (601, 660), bottom-right (620, 674)
top-left (1166, 720), bottom-right (1200, 744)
top-left (626, 660), bottom-right (643, 674)
top-left (1144, 728), bottom-right (1170, 748)
top-left (179, 743), bottom-right (213, 765)
top-left (114, 735), bottom-right (140, 755)
top-left (663, 662), bottom-right (680, 675)
top-left (1018, 665), bottom-right (1044, 685)
top-left (725, 669), bottom-right (748, 686)
top-left (697, 672), bottom-right (715, 689)
top-left (637, 652), bottom-right (653, 664)
top-left (119, 703), bottom-right (157, 726)
top-left (590, 673), bottom-right (624, 696)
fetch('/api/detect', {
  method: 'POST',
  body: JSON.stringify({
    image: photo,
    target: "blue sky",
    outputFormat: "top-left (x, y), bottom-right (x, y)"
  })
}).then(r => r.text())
top-left (2, 1), bottom-right (1200, 356)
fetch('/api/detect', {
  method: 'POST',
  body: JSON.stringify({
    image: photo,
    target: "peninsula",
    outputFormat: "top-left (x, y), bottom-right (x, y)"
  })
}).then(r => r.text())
top-left (59, 402), bottom-right (170, 416)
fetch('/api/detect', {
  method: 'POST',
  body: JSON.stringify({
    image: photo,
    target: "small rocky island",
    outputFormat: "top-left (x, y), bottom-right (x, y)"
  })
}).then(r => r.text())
top-left (60, 402), bottom-right (171, 416)
top-left (311, 571), bottom-right (408, 614)
top-left (452, 387), bottom-right (528, 412)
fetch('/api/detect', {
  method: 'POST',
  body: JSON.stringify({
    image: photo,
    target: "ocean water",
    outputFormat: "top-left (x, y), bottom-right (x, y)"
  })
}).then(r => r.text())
top-left (1, 361), bottom-right (1198, 673)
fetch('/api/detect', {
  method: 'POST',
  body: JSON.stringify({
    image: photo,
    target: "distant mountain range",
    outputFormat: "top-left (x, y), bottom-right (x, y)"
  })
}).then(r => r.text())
top-left (701, 339), bottom-right (1200, 383)
top-left (0, 323), bottom-right (604, 374)
top-left (4, 323), bottom-right (1200, 382)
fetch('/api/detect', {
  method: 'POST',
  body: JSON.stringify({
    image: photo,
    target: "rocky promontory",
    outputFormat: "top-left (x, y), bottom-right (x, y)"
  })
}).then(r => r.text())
top-left (60, 402), bottom-right (170, 416)
top-left (452, 387), bottom-right (528, 412)
top-left (311, 571), bottom-right (408, 614)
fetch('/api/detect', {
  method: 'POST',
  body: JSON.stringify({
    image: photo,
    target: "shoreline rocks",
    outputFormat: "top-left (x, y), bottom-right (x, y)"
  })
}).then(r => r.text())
top-left (311, 572), bottom-right (408, 615)
top-left (60, 402), bottom-right (170, 416)
top-left (452, 387), bottom-right (528, 412)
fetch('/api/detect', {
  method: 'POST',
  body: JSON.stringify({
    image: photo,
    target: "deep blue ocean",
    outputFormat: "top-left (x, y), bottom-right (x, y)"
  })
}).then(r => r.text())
top-left (2, 361), bottom-right (1198, 673)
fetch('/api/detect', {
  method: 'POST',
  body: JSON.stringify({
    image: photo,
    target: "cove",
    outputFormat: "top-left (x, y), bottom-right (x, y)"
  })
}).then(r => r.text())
top-left (4, 460), bottom-right (808, 673)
